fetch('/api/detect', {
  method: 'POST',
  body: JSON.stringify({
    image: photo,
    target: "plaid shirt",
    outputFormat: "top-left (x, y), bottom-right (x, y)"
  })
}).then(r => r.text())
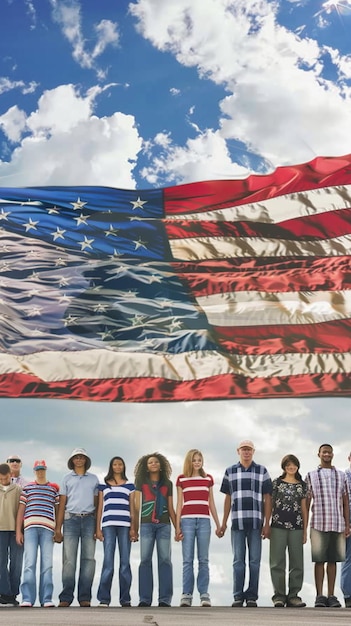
top-left (220, 461), bottom-right (272, 531)
top-left (305, 467), bottom-right (347, 532)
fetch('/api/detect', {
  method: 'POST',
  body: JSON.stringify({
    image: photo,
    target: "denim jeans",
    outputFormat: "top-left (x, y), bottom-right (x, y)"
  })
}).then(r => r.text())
top-left (181, 518), bottom-right (211, 598)
top-left (97, 525), bottom-right (132, 605)
top-left (231, 528), bottom-right (262, 601)
top-left (59, 514), bottom-right (96, 604)
top-left (20, 527), bottom-right (54, 605)
top-left (0, 530), bottom-right (23, 598)
top-left (341, 535), bottom-right (351, 598)
top-left (139, 522), bottom-right (172, 605)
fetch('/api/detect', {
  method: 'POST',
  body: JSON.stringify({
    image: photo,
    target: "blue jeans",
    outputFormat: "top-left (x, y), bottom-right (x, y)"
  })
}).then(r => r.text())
top-left (181, 518), bottom-right (211, 598)
top-left (21, 527), bottom-right (54, 605)
top-left (341, 535), bottom-right (351, 598)
top-left (139, 523), bottom-right (172, 605)
top-left (97, 525), bottom-right (132, 605)
top-left (0, 531), bottom-right (23, 598)
top-left (59, 514), bottom-right (96, 604)
top-left (231, 528), bottom-right (262, 601)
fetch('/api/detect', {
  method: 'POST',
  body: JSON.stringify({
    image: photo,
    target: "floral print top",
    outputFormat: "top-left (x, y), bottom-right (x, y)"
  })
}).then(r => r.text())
top-left (271, 478), bottom-right (307, 530)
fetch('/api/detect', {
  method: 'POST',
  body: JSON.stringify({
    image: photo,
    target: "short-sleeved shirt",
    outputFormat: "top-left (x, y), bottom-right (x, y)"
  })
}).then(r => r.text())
top-left (271, 478), bottom-right (307, 530)
top-left (98, 482), bottom-right (135, 528)
top-left (305, 467), bottom-right (347, 532)
top-left (220, 461), bottom-right (272, 530)
top-left (135, 478), bottom-right (172, 524)
top-left (60, 471), bottom-right (99, 514)
top-left (20, 481), bottom-right (59, 532)
top-left (176, 474), bottom-right (214, 518)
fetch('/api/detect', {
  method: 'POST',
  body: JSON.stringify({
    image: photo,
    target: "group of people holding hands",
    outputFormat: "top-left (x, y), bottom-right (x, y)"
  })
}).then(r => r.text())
top-left (1, 441), bottom-right (351, 609)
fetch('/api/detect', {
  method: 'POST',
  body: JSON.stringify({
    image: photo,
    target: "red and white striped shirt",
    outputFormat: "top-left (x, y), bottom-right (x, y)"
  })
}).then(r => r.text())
top-left (176, 474), bottom-right (214, 518)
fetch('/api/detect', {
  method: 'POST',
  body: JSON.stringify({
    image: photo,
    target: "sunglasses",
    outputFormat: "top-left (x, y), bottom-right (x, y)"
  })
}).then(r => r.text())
top-left (7, 459), bottom-right (21, 463)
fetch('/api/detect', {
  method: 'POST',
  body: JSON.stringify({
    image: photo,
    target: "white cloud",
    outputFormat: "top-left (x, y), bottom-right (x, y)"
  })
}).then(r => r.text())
top-left (50, 0), bottom-right (119, 76)
top-left (170, 87), bottom-right (181, 96)
top-left (0, 77), bottom-right (38, 96)
top-left (141, 128), bottom-right (249, 184)
top-left (130, 0), bottom-right (351, 169)
top-left (0, 84), bottom-right (143, 187)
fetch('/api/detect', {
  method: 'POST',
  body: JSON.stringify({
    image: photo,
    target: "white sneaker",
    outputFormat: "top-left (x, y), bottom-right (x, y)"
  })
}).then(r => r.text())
top-left (43, 602), bottom-right (55, 607)
top-left (20, 602), bottom-right (33, 607)
top-left (99, 603), bottom-right (109, 607)
top-left (180, 595), bottom-right (192, 607)
top-left (201, 597), bottom-right (211, 607)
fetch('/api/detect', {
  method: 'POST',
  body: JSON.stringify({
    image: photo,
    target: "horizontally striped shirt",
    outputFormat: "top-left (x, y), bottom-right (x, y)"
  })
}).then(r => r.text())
top-left (176, 474), bottom-right (214, 518)
top-left (305, 467), bottom-right (347, 532)
top-left (220, 461), bottom-right (272, 530)
top-left (99, 482), bottom-right (135, 528)
top-left (20, 482), bottom-right (59, 532)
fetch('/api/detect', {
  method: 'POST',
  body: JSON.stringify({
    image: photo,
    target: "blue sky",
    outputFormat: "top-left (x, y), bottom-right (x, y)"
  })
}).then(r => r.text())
top-left (1, 0), bottom-right (351, 608)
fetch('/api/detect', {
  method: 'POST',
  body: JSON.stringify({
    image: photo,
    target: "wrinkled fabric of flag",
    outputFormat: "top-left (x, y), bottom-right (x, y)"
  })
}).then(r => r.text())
top-left (0, 153), bottom-right (351, 401)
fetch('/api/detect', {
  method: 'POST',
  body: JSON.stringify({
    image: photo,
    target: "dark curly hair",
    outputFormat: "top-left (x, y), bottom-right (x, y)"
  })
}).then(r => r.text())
top-left (134, 452), bottom-right (172, 484)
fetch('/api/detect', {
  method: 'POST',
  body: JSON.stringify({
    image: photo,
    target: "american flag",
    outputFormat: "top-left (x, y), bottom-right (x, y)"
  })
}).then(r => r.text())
top-left (0, 153), bottom-right (351, 402)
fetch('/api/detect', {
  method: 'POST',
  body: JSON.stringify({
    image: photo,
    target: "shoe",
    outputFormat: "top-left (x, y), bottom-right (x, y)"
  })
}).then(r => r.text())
top-left (287, 596), bottom-right (306, 608)
top-left (273, 599), bottom-right (285, 607)
top-left (20, 602), bottom-right (33, 607)
top-left (315, 595), bottom-right (328, 607)
top-left (180, 595), bottom-right (192, 607)
top-left (327, 595), bottom-right (341, 607)
top-left (121, 603), bottom-right (131, 607)
top-left (246, 599), bottom-right (257, 607)
top-left (345, 597), bottom-right (351, 608)
top-left (58, 601), bottom-right (71, 607)
top-left (231, 599), bottom-right (244, 607)
top-left (79, 601), bottom-right (91, 607)
top-left (42, 602), bottom-right (55, 608)
top-left (201, 597), bottom-right (211, 607)
top-left (138, 602), bottom-right (151, 607)
top-left (0, 594), bottom-right (18, 606)
top-left (158, 602), bottom-right (171, 607)
top-left (99, 603), bottom-right (109, 607)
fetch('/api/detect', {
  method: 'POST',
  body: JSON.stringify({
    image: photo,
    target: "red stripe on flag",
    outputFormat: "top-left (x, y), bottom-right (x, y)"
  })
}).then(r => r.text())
top-left (173, 257), bottom-right (351, 296)
top-left (0, 372), bottom-right (350, 401)
top-left (164, 155), bottom-right (351, 214)
top-left (213, 318), bottom-right (351, 355)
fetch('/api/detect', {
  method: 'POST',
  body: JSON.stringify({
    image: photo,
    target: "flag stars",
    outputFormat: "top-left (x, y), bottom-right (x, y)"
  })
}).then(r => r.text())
top-left (130, 196), bottom-right (147, 210)
top-left (70, 197), bottom-right (88, 211)
top-left (58, 294), bottom-right (72, 304)
top-left (93, 303), bottom-right (109, 313)
top-left (97, 328), bottom-right (114, 341)
top-left (109, 249), bottom-right (122, 260)
top-left (51, 227), bottom-right (66, 241)
top-left (104, 225), bottom-right (119, 237)
top-left (74, 213), bottom-right (89, 226)
top-left (0, 209), bottom-right (10, 220)
top-left (129, 314), bottom-right (146, 326)
top-left (47, 206), bottom-right (59, 215)
top-left (133, 237), bottom-right (147, 251)
top-left (64, 315), bottom-right (80, 326)
top-left (55, 257), bottom-right (68, 267)
top-left (24, 305), bottom-right (43, 317)
top-left (24, 218), bottom-right (39, 232)
top-left (168, 317), bottom-right (182, 332)
top-left (78, 235), bottom-right (94, 251)
top-left (57, 276), bottom-right (71, 287)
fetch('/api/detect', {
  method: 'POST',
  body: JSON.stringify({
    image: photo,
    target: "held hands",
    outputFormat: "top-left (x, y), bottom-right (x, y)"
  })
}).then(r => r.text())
top-left (261, 524), bottom-right (271, 539)
top-left (216, 525), bottom-right (226, 538)
top-left (175, 529), bottom-right (183, 542)
top-left (130, 529), bottom-right (139, 542)
top-left (54, 530), bottom-right (63, 544)
top-left (16, 531), bottom-right (24, 546)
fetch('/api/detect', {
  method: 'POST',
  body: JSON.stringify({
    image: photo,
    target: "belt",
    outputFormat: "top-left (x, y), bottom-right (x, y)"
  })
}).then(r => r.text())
top-left (69, 512), bottom-right (94, 517)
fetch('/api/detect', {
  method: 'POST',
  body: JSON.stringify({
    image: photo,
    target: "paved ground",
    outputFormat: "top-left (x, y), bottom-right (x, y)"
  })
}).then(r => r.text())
top-left (0, 606), bottom-right (351, 626)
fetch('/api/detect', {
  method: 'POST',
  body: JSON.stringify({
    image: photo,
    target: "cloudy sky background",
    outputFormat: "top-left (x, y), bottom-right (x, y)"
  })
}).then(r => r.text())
top-left (1, 0), bottom-right (351, 607)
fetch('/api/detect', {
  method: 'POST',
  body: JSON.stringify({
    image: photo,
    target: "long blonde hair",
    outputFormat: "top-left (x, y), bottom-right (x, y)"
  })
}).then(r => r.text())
top-left (183, 449), bottom-right (206, 478)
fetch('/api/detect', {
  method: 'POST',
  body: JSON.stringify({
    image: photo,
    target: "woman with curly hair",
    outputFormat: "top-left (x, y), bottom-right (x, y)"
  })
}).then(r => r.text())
top-left (134, 452), bottom-right (176, 607)
top-left (176, 449), bottom-right (221, 607)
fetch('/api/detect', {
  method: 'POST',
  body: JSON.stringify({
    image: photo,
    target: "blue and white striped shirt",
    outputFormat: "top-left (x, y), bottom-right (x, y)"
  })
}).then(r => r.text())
top-left (99, 482), bottom-right (135, 528)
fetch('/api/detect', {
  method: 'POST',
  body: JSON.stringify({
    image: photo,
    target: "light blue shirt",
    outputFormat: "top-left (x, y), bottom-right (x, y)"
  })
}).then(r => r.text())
top-left (60, 471), bottom-right (99, 514)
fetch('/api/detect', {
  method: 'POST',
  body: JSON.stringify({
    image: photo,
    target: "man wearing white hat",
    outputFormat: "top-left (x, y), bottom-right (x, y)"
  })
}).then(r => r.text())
top-left (55, 448), bottom-right (99, 608)
top-left (220, 440), bottom-right (272, 608)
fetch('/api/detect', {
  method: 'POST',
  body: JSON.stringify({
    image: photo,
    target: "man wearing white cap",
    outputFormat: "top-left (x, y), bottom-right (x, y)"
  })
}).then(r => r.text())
top-left (220, 440), bottom-right (272, 608)
top-left (55, 448), bottom-right (98, 607)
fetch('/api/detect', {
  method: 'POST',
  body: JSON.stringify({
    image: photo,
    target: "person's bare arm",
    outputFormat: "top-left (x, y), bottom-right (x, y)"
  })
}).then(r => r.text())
top-left (54, 494), bottom-right (67, 543)
top-left (220, 494), bottom-right (231, 535)
top-left (15, 502), bottom-right (25, 545)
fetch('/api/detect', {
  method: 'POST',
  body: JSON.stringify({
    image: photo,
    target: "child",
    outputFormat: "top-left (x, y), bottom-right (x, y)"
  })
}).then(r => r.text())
top-left (96, 456), bottom-right (136, 607)
top-left (134, 452), bottom-right (176, 607)
top-left (0, 463), bottom-right (23, 606)
top-left (176, 449), bottom-right (221, 607)
top-left (269, 454), bottom-right (307, 608)
top-left (16, 460), bottom-right (59, 607)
